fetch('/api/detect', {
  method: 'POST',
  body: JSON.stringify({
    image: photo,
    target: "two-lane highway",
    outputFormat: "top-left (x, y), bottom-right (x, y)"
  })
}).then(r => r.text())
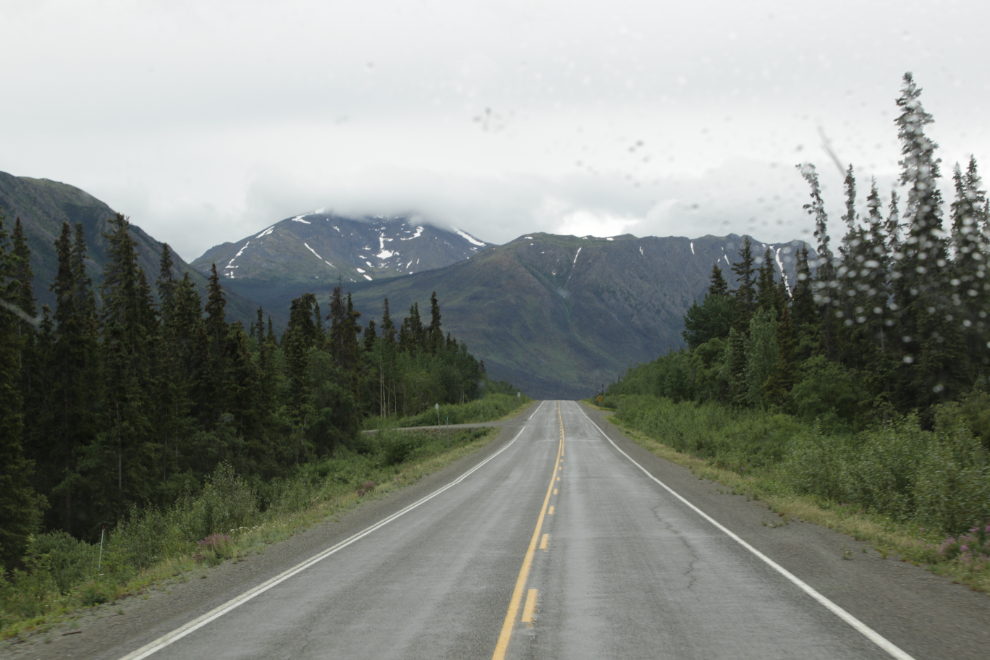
top-left (87, 400), bottom-right (973, 659)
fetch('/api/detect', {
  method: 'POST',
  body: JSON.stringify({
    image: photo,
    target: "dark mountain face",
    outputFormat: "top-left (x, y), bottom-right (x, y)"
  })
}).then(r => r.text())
top-left (249, 232), bottom-right (809, 399)
top-left (0, 171), bottom-right (268, 326)
top-left (189, 212), bottom-right (491, 303)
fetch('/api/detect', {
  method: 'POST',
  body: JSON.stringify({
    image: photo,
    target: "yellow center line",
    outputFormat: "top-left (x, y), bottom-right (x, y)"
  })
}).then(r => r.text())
top-left (540, 534), bottom-right (549, 550)
top-left (491, 402), bottom-right (565, 660)
top-left (548, 506), bottom-right (555, 515)
top-left (553, 489), bottom-right (558, 495)
top-left (521, 589), bottom-right (538, 624)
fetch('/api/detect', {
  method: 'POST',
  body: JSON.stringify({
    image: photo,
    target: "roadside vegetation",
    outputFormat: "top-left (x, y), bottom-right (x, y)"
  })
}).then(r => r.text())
top-left (598, 396), bottom-right (990, 592)
top-left (600, 74), bottom-right (990, 594)
top-left (0, 208), bottom-right (525, 639)
top-left (363, 387), bottom-right (531, 430)
top-left (0, 427), bottom-right (497, 640)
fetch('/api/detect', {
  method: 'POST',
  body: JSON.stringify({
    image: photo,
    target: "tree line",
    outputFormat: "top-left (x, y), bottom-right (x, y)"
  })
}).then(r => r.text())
top-left (0, 213), bottom-right (489, 566)
top-left (610, 73), bottom-right (990, 435)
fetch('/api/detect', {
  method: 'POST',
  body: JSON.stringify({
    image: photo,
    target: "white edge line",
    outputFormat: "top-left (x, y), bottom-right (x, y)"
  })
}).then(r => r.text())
top-left (119, 427), bottom-right (528, 660)
top-left (573, 403), bottom-right (915, 660)
top-left (527, 400), bottom-right (547, 421)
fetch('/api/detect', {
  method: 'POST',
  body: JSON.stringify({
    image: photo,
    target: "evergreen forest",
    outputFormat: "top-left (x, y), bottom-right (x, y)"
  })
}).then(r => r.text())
top-left (603, 74), bottom-right (990, 559)
top-left (0, 210), bottom-right (507, 569)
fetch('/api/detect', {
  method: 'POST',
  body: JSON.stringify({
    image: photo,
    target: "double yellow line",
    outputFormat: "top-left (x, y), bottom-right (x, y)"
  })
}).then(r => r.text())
top-left (491, 402), bottom-right (565, 659)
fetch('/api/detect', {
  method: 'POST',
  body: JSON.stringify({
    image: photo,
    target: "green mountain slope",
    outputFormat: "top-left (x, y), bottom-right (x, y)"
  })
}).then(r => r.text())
top-left (241, 232), bottom-right (806, 399)
top-left (0, 172), bottom-right (270, 326)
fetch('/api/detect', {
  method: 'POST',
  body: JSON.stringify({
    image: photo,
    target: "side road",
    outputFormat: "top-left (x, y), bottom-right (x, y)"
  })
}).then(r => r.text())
top-left (580, 403), bottom-right (990, 660)
top-left (0, 401), bottom-right (544, 660)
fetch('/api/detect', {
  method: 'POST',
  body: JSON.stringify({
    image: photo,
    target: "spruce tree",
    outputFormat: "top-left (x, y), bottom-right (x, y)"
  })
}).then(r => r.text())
top-left (949, 157), bottom-right (990, 370)
top-left (707, 264), bottom-right (728, 297)
top-left (891, 73), bottom-right (966, 407)
top-left (0, 213), bottom-right (42, 565)
top-left (95, 214), bottom-right (158, 518)
top-left (10, 218), bottom-right (36, 333)
top-left (798, 163), bottom-right (838, 359)
top-left (730, 236), bottom-right (756, 331)
top-left (764, 305), bottom-right (797, 407)
top-left (791, 245), bottom-right (816, 328)
top-left (755, 250), bottom-right (780, 313)
top-left (363, 319), bottom-right (377, 352)
top-left (380, 297), bottom-right (396, 346)
top-left (156, 243), bottom-right (177, 323)
top-left (48, 223), bottom-right (99, 532)
top-left (428, 291), bottom-right (443, 353)
top-left (255, 307), bottom-right (265, 344)
top-left (11, 218), bottom-right (39, 425)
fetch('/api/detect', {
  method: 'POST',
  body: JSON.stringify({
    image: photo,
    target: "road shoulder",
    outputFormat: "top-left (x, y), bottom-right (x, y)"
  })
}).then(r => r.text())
top-left (578, 402), bottom-right (990, 660)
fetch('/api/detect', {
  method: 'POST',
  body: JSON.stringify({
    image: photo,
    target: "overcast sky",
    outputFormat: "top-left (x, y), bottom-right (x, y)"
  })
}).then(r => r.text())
top-left (3, 0), bottom-right (988, 261)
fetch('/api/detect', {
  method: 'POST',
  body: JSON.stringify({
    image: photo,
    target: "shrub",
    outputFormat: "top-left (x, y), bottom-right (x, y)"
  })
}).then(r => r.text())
top-left (31, 531), bottom-right (99, 595)
top-left (177, 463), bottom-right (258, 541)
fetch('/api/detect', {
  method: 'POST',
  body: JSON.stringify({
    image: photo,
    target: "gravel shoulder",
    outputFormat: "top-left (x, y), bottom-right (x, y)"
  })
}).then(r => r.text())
top-left (580, 402), bottom-right (990, 660)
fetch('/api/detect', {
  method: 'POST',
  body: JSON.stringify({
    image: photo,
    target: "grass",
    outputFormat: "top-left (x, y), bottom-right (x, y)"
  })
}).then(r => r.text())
top-left (362, 392), bottom-right (532, 429)
top-left (0, 427), bottom-right (500, 641)
top-left (589, 398), bottom-right (990, 595)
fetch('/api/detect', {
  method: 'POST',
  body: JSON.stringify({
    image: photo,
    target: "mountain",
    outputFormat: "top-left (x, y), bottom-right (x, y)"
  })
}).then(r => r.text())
top-left (243, 232), bottom-right (808, 399)
top-left (190, 212), bottom-right (491, 304)
top-left (0, 171), bottom-right (269, 326)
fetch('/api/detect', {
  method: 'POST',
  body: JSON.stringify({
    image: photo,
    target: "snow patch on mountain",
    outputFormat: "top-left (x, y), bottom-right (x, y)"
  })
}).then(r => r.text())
top-left (573, 247), bottom-right (582, 265)
top-left (453, 228), bottom-right (485, 247)
top-left (400, 226), bottom-right (424, 240)
top-left (773, 247), bottom-right (791, 291)
top-left (304, 243), bottom-right (325, 261)
top-left (255, 227), bottom-right (275, 239)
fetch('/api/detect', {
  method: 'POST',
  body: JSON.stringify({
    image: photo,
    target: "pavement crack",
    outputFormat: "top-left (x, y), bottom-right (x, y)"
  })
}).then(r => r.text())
top-left (654, 507), bottom-right (700, 591)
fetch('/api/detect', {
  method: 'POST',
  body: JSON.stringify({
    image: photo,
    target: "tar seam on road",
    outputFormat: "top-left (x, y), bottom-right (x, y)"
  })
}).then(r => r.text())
top-left (575, 403), bottom-right (917, 660)
top-left (491, 401), bottom-right (564, 660)
top-left (115, 424), bottom-right (532, 660)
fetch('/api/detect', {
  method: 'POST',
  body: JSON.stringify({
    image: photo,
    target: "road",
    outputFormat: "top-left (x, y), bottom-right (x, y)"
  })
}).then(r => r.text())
top-left (15, 401), bottom-right (990, 659)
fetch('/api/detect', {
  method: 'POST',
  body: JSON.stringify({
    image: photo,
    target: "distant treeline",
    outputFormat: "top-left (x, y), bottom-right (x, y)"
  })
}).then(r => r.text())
top-left (0, 212), bottom-right (502, 566)
top-left (611, 73), bottom-right (990, 425)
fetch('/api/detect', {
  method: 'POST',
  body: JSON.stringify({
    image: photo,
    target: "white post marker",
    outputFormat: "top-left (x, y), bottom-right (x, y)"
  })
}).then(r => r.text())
top-left (435, 402), bottom-right (440, 426)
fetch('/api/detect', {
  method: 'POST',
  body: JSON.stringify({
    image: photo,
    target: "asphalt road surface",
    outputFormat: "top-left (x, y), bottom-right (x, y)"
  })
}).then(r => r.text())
top-left (13, 401), bottom-right (990, 660)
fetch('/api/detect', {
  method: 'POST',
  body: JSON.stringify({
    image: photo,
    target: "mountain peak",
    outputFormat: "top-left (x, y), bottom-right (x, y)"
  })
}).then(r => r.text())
top-left (191, 212), bottom-right (492, 292)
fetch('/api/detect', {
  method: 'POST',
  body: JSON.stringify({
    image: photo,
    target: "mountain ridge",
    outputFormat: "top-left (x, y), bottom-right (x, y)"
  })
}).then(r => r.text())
top-left (0, 171), bottom-right (272, 327)
top-left (189, 212), bottom-right (492, 302)
top-left (232, 231), bottom-right (808, 398)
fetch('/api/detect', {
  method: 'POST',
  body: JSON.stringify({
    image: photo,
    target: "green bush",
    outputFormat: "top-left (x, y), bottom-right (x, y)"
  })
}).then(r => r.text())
top-left (364, 393), bottom-right (528, 429)
top-left (914, 410), bottom-right (990, 534)
top-left (75, 580), bottom-right (110, 607)
top-left (618, 395), bottom-right (990, 537)
top-left (31, 531), bottom-right (99, 595)
top-left (178, 462), bottom-right (258, 541)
